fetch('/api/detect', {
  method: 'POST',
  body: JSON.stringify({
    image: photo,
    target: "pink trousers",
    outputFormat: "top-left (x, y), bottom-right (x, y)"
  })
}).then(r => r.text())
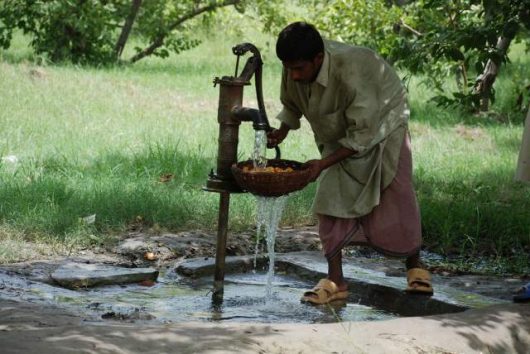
top-left (318, 134), bottom-right (422, 259)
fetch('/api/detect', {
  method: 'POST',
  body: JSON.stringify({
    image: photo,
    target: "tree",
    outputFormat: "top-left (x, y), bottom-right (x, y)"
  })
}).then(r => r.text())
top-left (0, 0), bottom-right (126, 64)
top-left (115, 0), bottom-right (142, 60)
top-left (0, 0), bottom-right (247, 64)
top-left (307, 0), bottom-right (404, 60)
top-left (128, 0), bottom-right (240, 63)
top-left (307, 0), bottom-right (530, 113)
top-left (472, 1), bottom-right (529, 111)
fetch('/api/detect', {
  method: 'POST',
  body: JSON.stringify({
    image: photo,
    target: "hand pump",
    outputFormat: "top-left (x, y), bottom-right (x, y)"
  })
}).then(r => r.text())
top-left (205, 43), bottom-right (279, 299)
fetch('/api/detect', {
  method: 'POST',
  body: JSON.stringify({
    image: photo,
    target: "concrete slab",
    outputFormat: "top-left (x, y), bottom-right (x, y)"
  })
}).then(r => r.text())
top-left (51, 263), bottom-right (159, 289)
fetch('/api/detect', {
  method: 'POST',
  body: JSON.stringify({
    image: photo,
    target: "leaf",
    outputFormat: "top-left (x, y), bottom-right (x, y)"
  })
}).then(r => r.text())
top-left (159, 173), bottom-right (174, 183)
top-left (446, 48), bottom-right (465, 61)
top-left (81, 214), bottom-right (96, 225)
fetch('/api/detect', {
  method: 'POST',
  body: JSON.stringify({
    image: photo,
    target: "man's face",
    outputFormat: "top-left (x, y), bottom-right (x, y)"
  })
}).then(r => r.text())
top-left (282, 53), bottom-right (324, 84)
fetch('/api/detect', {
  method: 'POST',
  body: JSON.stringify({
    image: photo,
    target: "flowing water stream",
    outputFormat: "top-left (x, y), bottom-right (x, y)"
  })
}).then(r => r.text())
top-left (252, 130), bottom-right (267, 169)
top-left (254, 195), bottom-right (288, 300)
top-left (251, 130), bottom-right (288, 300)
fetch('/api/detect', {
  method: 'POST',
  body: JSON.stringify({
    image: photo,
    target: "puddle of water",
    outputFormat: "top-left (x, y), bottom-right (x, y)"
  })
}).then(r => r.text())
top-left (0, 270), bottom-right (395, 324)
top-left (88, 272), bottom-right (394, 324)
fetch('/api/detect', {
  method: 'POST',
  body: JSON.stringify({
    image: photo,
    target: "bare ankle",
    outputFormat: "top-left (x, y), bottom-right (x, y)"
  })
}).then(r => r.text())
top-left (328, 277), bottom-right (347, 291)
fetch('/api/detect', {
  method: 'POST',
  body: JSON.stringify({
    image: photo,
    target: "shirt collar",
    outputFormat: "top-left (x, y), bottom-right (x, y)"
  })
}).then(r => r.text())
top-left (314, 49), bottom-right (329, 88)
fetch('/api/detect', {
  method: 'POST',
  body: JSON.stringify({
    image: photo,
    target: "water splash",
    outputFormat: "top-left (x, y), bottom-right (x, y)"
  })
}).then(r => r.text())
top-left (254, 195), bottom-right (288, 300)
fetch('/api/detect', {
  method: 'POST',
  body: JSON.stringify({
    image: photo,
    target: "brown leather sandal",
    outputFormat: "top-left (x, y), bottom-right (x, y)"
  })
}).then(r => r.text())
top-left (405, 268), bottom-right (434, 295)
top-left (300, 278), bottom-right (349, 305)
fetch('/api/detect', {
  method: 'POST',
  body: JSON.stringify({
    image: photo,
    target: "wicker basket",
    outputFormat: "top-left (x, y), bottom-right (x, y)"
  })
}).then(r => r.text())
top-left (231, 159), bottom-right (311, 197)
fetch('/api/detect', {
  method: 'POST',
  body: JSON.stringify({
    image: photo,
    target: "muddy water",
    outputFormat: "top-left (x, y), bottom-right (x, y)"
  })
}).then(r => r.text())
top-left (0, 270), bottom-right (394, 324)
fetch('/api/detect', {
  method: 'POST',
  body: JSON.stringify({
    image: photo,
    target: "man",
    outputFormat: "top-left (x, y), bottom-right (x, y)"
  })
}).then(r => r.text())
top-left (267, 22), bottom-right (432, 304)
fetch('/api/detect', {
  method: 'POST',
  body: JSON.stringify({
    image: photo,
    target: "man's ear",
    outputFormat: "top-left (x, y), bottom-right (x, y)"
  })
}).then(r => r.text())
top-left (313, 52), bottom-right (324, 66)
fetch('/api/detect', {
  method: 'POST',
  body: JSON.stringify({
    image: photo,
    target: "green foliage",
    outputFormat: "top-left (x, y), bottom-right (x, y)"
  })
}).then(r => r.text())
top-left (0, 0), bottom-right (259, 64)
top-left (0, 0), bottom-right (126, 64)
top-left (308, 0), bottom-right (404, 59)
top-left (308, 0), bottom-right (530, 113)
top-left (242, 0), bottom-right (299, 34)
top-left (130, 0), bottom-right (208, 59)
top-left (394, 0), bottom-right (530, 112)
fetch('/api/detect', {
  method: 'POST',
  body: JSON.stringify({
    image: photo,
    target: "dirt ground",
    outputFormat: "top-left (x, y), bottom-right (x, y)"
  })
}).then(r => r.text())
top-left (0, 298), bottom-right (528, 354)
top-left (0, 228), bottom-right (529, 353)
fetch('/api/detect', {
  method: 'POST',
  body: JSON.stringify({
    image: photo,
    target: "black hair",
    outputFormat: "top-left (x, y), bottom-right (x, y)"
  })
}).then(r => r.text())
top-left (276, 22), bottom-right (324, 62)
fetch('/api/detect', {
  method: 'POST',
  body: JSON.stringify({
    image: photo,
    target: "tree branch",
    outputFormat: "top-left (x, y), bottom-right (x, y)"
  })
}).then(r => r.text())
top-left (473, 35), bottom-right (513, 111)
top-left (398, 19), bottom-right (423, 36)
top-left (129, 0), bottom-right (241, 63)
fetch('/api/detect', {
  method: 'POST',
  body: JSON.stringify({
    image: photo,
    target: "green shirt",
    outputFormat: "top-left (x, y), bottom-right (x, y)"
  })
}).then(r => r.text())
top-left (276, 40), bottom-right (409, 218)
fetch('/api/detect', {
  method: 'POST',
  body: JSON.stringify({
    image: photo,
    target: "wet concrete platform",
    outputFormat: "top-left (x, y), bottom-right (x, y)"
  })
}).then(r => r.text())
top-left (0, 249), bottom-right (525, 324)
top-left (177, 251), bottom-right (515, 317)
top-left (0, 250), bottom-right (528, 353)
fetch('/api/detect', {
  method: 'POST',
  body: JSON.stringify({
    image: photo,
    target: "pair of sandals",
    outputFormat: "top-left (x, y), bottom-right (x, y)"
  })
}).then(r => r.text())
top-left (300, 268), bottom-right (433, 305)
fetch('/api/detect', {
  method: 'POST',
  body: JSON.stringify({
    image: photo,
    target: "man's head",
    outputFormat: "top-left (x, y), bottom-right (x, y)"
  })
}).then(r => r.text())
top-left (276, 22), bottom-right (324, 84)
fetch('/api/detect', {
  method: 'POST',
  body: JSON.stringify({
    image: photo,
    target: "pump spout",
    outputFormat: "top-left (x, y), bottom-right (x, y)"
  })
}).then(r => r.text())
top-left (232, 106), bottom-right (280, 159)
top-left (232, 107), bottom-right (270, 131)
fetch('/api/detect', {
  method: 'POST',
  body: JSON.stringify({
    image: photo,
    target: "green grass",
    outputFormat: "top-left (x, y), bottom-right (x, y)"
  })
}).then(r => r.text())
top-left (0, 30), bottom-right (528, 273)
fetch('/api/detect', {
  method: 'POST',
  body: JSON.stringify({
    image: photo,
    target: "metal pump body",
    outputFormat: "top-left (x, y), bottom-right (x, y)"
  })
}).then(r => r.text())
top-left (205, 42), bottom-right (278, 194)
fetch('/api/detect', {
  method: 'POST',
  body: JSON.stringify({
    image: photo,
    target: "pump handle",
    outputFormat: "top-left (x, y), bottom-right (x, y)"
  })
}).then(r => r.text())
top-left (231, 43), bottom-right (280, 159)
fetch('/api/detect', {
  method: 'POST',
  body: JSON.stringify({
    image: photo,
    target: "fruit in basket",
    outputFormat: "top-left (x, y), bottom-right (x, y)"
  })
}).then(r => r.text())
top-left (232, 159), bottom-right (310, 197)
top-left (242, 165), bottom-right (294, 173)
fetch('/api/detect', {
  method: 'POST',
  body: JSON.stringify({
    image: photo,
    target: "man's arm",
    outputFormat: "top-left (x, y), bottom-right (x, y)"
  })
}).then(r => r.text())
top-left (304, 146), bottom-right (357, 182)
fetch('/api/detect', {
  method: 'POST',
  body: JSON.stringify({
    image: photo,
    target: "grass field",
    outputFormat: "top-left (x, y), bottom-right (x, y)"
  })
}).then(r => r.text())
top-left (0, 29), bottom-right (528, 273)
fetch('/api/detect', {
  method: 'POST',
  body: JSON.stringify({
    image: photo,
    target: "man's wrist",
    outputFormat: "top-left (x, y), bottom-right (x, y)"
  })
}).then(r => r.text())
top-left (279, 122), bottom-right (291, 134)
top-left (321, 147), bottom-right (356, 169)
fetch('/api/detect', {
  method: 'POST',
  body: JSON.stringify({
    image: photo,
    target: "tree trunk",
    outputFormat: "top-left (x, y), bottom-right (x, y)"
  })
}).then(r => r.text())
top-left (473, 36), bottom-right (512, 111)
top-left (115, 0), bottom-right (142, 60)
top-left (515, 106), bottom-right (530, 182)
top-left (129, 0), bottom-right (240, 63)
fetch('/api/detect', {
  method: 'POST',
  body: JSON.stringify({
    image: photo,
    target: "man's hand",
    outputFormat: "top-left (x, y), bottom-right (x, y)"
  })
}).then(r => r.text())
top-left (302, 159), bottom-right (325, 182)
top-left (267, 123), bottom-right (290, 148)
top-left (302, 147), bottom-right (357, 182)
